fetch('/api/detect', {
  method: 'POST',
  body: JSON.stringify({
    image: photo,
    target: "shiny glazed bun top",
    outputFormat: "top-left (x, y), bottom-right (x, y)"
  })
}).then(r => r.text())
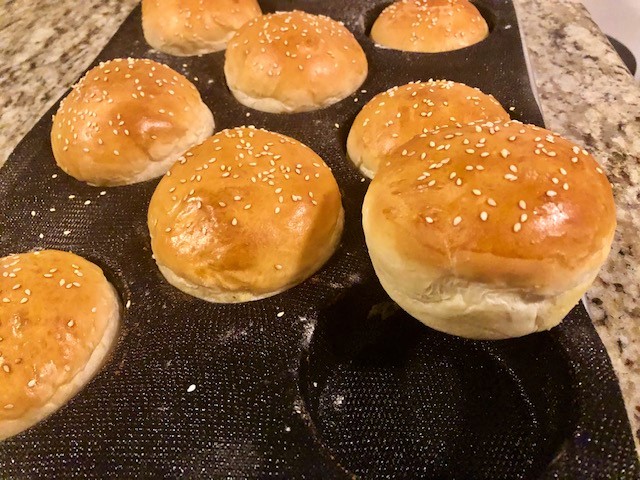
top-left (371, 120), bottom-right (616, 291)
top-left (148, 126), bottom-right (344, 303)
top-left (347, 80), bottom-right (510, 178)
top-left (51, 58), bottom-right (214, 186)
top-left (224, 10), bottom-right (368, 113)
top-left (371, 0), bottom-right (489, 53)
top-left (142, 0), bottom-right (262, 55)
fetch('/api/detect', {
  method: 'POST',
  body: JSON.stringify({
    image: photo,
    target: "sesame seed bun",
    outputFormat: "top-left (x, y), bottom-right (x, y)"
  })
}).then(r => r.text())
top-left (148, 126), bottom-right (344, 303)
top-left (362, 121), bottom-right (616, 339)
top-left (371, 0), bottom-right (489, 53)
top-left (142, 0), bottom-right (262, 56)
top-left (0, 250), bottom-right (119, 441)
top-left (51, 58), bottom-right (215, 186)
top-left (224, 11), bottom-right (368, 113)
top-left (347, 80), bottom-right (509, 178)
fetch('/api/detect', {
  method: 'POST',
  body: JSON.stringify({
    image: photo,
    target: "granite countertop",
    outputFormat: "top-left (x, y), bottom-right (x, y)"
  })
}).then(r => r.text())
top-left (1, 0), bottom-right (639, 456)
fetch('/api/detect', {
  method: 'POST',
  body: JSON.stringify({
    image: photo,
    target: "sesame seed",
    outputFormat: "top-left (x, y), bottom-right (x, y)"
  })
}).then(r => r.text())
top-left (277, 311), bottom-right (285, 318)
top-left (231, 218), bottom-right (238, 226)
top-left (275, 264), bottom-right (283, 270)
top-left (480, 211), bottom-right (488, 221)
top-left (501, 149), bottom-right (510, 158)
top-left (425, 216), bottom-right (434, 224)
top-left (546, 190), bottom-right (557, 197)
top-left (453, 216), bottom-right (462, 226)
top-left (67, 320), bottom-right (75, 327)
top-left (520, 214), bottom-right (528, 222)
top-left (487, 198), bottom-right (497, 207)
top-left (275, 207), bottom-right (281, 214)
top-left (519, 200), bottom-right (527, 210)
top-left (20, 298), bottom-right (28, 304)
top-left (513, 223), bottom-right (522, 233)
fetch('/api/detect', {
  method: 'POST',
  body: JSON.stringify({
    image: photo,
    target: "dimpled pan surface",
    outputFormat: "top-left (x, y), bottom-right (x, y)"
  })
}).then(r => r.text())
top-left (0, 1), bottom-right (638, 478)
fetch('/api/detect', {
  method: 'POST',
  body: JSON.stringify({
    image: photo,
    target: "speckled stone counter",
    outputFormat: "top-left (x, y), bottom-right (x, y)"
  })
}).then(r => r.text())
top-left (1, 0), bottom-right (639, 455)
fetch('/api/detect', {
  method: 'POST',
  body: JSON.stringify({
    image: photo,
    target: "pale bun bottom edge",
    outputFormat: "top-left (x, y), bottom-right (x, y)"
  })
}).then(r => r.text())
top-left (345, 145), bottom-right (376, 180)
top-left (368, 245), bottom-right (599, 340)
top-left (228, 85), bottom-right (356, 114)
top-left (0, 283), bottom-right (121, 441)
top-left (144, 30), bottom-right (234, 56)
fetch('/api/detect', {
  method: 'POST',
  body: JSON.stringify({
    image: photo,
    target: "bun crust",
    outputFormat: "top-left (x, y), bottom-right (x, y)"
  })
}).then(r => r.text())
top-left (51, 58), bottom-right (214, 186)
top-left (347, 80), bottom-right (510, 178)
top-left (142, 0), bottom-right (262, 55)
top-left (371, 0), bottom-right (489, 53)
top-left (362, 121), bottom-right (616, 339)
top-left (0, 250), bottom-right (119, 441)
top-left (148, 126), bottom-right (344, 302)
top-left (224, 11), bottom-right (368, 113)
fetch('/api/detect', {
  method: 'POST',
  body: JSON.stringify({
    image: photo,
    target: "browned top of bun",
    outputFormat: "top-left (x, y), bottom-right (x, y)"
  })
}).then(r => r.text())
top-left (148, 127), bottom-right (343, 297)
top-left (366, 121), bottom-right (616, 292)
top-left (0, 250), bottom-right (118, 425)
top-left (142, 0), bottom-right (262, 55)
top-left (371, 0), bottom-right (489, 53)
top-left (347, 80), bottom-right (509, 176)
top-left (51, 58), bottom-right (213, 186)
top-left (224, 10), bottom-right (368, 111)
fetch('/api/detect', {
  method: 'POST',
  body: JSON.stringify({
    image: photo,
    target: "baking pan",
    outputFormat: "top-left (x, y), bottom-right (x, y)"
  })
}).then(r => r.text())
top-left (0, 1), bottom-right (638, 478)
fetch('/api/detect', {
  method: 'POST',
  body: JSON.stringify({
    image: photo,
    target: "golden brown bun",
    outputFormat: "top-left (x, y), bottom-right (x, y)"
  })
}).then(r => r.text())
top-left (0, 250), bottom-right (119, 441)
top-left (142, 0), bottom-right (262, 56)
top-left (347, 80), bottom-right (509, 178)
top-left (51, 58), bottom-right (214, 186)
top-left (362, 121), bottom-right (616, 339)
top-left (224, 11), bottom-right (368, 113)
top-left (371, 0), bottom-right (489, 53)
top-left (148, 126), bottom-right (344, 302)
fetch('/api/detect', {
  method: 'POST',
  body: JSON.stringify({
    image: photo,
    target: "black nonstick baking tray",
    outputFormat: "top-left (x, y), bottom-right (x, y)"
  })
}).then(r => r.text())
top-left (1, 1), bottom-right (638, 478)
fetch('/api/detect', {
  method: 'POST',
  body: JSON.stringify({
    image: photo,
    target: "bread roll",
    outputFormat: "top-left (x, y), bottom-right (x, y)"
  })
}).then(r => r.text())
top-left (0, 250), bottom-right (119, 441)
top-left (51, 58), bottom-right (214, 186)
top-left (148, 126), bottom-right (344, 302)
top-left (362, 121), bottom-right (616, 339)
top-left (347, 80), bottom-right (509, 178)
top-left (224, 11), bottom-right (368, 113)
top-left (142, 0), bottom-right (262, 56)
top-left (371, 0), bottom-right (489, 53)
